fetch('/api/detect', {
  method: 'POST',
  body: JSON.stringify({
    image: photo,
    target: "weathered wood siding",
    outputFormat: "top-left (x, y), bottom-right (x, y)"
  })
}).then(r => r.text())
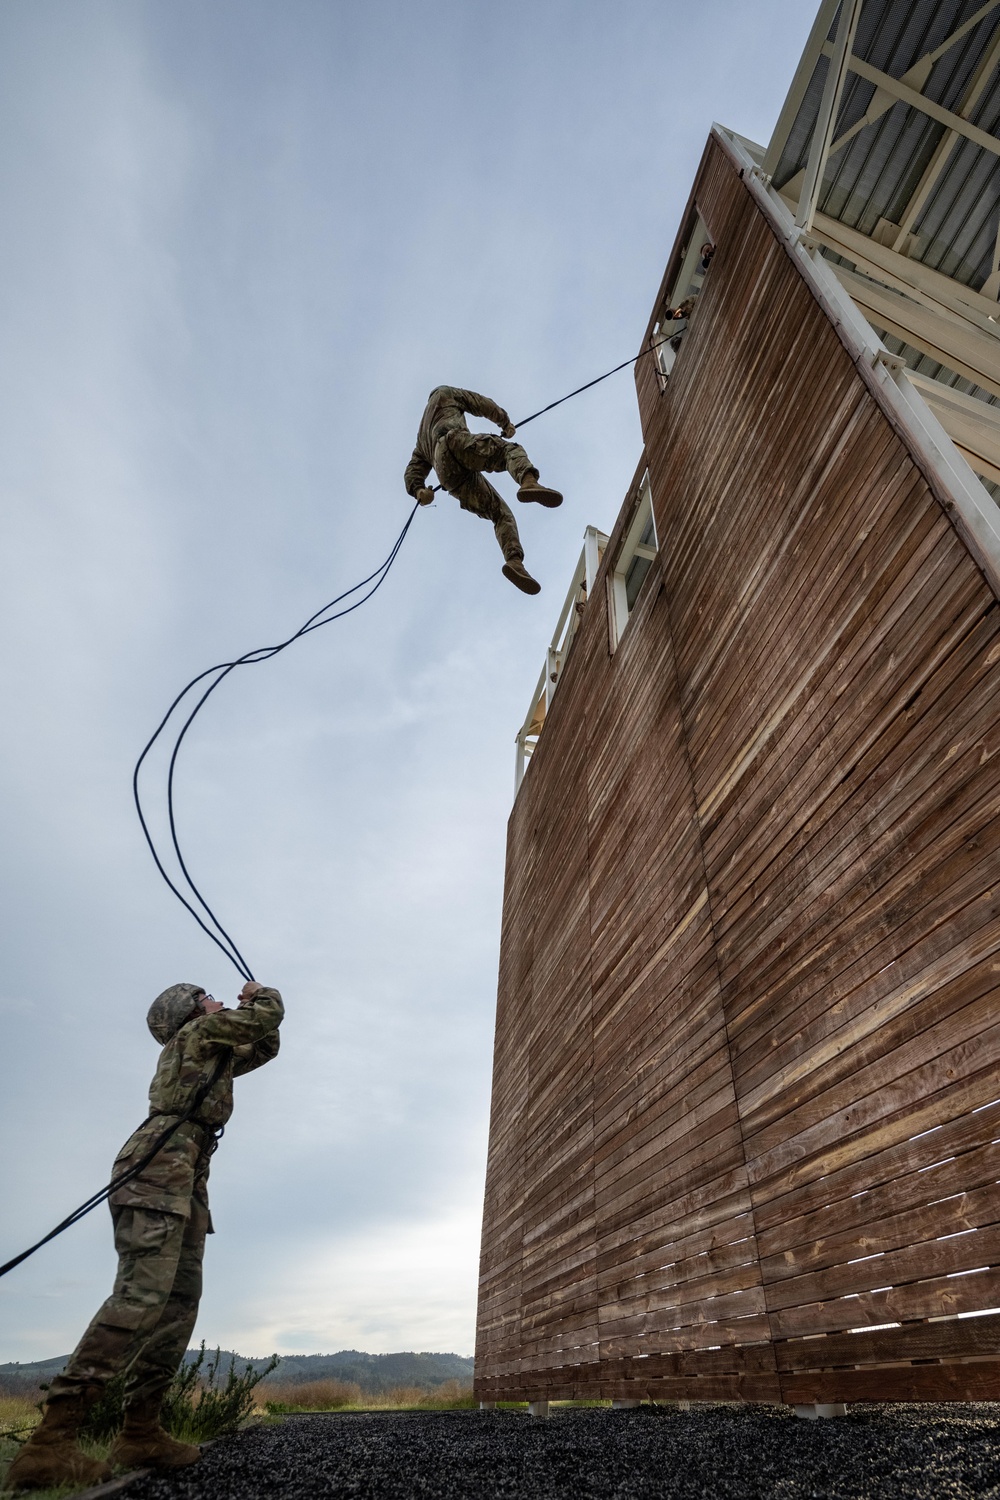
top-left (475, 134), bottom-right (1000, 1405)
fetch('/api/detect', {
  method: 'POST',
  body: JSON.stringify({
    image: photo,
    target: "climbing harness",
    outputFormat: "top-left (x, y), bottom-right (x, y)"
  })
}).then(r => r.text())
top-left (1, 334), bottom-right (673, 1281)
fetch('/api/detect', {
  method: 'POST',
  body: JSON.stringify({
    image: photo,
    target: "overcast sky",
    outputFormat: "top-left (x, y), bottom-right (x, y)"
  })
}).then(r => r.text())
top-left (0, 0), bottom-right (815, 1364)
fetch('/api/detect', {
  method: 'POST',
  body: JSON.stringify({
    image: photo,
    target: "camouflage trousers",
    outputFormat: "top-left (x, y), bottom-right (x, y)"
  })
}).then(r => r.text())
top-left (433, 431), bottom-right (538, 562)
top-left (47, 1200), bottom-right (208, 1410)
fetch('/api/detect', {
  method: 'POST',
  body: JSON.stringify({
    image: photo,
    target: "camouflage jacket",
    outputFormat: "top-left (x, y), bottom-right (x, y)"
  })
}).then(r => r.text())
top-left (404, 386), bottom-right (511, 496)
top-left (110, 989), bottom-right (283, 1219)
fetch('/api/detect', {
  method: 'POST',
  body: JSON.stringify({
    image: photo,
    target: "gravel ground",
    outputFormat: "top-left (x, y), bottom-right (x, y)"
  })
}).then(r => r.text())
top-left (117, 1404), bottom-right (1000, 1500)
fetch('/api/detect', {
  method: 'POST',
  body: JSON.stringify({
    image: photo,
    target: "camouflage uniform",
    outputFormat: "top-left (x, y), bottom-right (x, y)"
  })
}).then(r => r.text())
top-left (404, 386), bottom-right (538, 563)
top-left (47, 983), bottom-right (283, 1412)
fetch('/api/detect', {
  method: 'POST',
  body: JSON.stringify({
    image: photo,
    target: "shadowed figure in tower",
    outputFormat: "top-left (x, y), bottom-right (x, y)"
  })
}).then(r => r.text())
top-left (404, 385), bottom-right (564, 595)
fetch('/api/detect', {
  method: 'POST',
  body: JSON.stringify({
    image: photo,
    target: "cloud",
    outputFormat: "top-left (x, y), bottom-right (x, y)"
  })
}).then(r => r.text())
top-left (226, 1206), bottom-right (483, 1358)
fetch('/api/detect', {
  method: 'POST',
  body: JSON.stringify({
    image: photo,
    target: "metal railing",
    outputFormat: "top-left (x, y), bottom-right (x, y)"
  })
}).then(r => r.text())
top-left (514, 526), bottom-right (608, 791)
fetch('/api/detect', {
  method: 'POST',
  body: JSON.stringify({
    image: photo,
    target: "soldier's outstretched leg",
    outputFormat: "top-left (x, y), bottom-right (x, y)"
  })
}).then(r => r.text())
top-left (444, 431), bottom-right (563, 509)
top-left (502, 555), bottom-right (542, 595)
top-left (454, 476), bottom-right (541, 595)
top-left (110, 1201), bottom-right (209, 1470)
top-left (48, 1207), bottom-right (188, 1403)
top-left (8, 1206), bottom-right (190, 1490)
top-left (517, 470), bottom-right (563, 508)
top-left (492, 497), bottom-right (541, 596)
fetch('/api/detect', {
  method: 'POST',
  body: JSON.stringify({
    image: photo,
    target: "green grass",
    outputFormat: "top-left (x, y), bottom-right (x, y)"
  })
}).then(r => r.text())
top-left (0, 1345), bottom-right (278, 1496)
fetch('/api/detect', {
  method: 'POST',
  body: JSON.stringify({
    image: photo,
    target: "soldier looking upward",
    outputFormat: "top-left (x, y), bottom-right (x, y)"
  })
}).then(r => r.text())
top-left (404, 385), bottom-right (564, 595)
top-left (6, 980), bottom-right (283, 1493)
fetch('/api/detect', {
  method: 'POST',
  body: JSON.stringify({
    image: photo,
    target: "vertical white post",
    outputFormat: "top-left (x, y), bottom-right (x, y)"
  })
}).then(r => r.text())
top-left (545, 647), bottom-right (562, 708)
top-left (528, 1400), bottom-right (550, 1418)
top-left (584, 526), bottom-right (603, 593)
top-left (795, 0), bottom-right (863, 232)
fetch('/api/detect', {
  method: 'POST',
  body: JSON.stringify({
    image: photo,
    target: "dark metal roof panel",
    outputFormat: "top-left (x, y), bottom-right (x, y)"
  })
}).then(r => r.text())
top-left (916, 73), bottom-right (1000, 284)
top-left (771, 0), bottom-right (1000, 296)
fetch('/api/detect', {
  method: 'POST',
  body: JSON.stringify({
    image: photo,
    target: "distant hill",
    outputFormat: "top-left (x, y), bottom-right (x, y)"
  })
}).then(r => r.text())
top-left (0, 1356), bottom-right (67, 1393)
top-left (260, 1350), bottom-right (474, 1392)
top-left (0, 1349), bottom-right (473, 1395)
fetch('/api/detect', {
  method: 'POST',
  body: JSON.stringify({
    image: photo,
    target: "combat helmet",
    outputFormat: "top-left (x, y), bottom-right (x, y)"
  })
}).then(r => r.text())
top-left (147, 983), bottom-right (205, 1044)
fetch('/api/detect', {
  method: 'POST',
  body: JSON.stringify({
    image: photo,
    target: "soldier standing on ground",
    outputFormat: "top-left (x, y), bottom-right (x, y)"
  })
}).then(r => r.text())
top-left (6, 980), bottom-right (283, 1493)
top-left (404, 385), bottom-right (564, 595)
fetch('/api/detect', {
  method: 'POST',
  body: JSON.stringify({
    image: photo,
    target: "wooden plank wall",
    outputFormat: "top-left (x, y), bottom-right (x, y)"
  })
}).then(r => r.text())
top-left (475, 134), bottom-right (1000, 1405)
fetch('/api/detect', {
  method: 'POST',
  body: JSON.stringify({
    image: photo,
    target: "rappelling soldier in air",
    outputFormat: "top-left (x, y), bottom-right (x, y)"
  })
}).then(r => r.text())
top-left (404, 385), bottom-right (564, 595)
top-left (6, 981), bottom-right (283, 1493)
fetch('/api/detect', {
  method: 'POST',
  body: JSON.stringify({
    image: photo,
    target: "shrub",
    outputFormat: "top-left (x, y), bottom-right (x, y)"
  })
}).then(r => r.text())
top-left (163, 1345), bottom-right (280, 1442)
top-left (81, 1344), bottom-right (278, 1444)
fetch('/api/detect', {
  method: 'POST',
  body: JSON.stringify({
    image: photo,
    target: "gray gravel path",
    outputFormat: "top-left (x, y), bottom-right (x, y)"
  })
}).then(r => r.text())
top-left (119, 1405), bottom-right (1000, 1499)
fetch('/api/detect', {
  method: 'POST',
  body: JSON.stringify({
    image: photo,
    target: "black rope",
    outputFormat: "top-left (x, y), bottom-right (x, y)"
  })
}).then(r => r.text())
top-left (0, 511), bottom-right (419, 1280)
top-left (0, 1053), bottom-right (229, 1279)
top-left (1, 338), bottom-right (676, 1281)
top-left (512, 336), bottom-right (670, 431)
top-left (425, 335), bottom-right (670, 495)
top-left (133, 503), bottom-right (419, 981)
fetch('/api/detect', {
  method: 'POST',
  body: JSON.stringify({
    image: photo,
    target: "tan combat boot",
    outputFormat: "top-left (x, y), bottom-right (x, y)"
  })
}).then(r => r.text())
top-left (109, 1399), bottom-right (202, 1469)
top-left (502, 557), bottom-right (542, 595)
top-left (517, 472), bottom-right (563, 508)
top-left (4, 1394), bottom-right (112, 1492)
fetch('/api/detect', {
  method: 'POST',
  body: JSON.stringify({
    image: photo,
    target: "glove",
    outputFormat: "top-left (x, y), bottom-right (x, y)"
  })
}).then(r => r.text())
top-left (416, 487), bottom-right (435, 506)
top-left (500, 419), bottom-right (516, 439)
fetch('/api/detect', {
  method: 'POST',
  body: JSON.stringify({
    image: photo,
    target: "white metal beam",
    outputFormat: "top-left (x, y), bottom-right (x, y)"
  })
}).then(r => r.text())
top-left (831, 263), bottom-right (1000, 398)
top-left (891, 23), bottom-right (1000, 251)
top-left (796, 0), bottom-right (864, 231)
top-left (907, 372), bottom-right (1000, 485)
top-left (822, 45), bottom-right (1000, 157)
top-left (805, 210), bottom-right (1000, 325)
top-left (781, 2), bottom-right (1000, 196)
top-left (786, 54), bottom-right (936, 175)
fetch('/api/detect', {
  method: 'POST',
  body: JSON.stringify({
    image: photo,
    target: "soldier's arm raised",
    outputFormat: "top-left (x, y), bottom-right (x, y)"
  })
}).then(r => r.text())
top-left (232, 1028), bottom-right (280, 1076)
top-left (454, 388), bottom-right (512, 433)
top-left (404, 449), bottom-right (432, 498)
top-left (190, 987), bottom-right (284, 1055)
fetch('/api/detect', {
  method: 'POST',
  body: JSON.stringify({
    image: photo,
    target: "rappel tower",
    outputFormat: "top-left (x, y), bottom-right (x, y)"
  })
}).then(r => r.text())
top-left (476, 0), bottom-right (1000, 1412)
